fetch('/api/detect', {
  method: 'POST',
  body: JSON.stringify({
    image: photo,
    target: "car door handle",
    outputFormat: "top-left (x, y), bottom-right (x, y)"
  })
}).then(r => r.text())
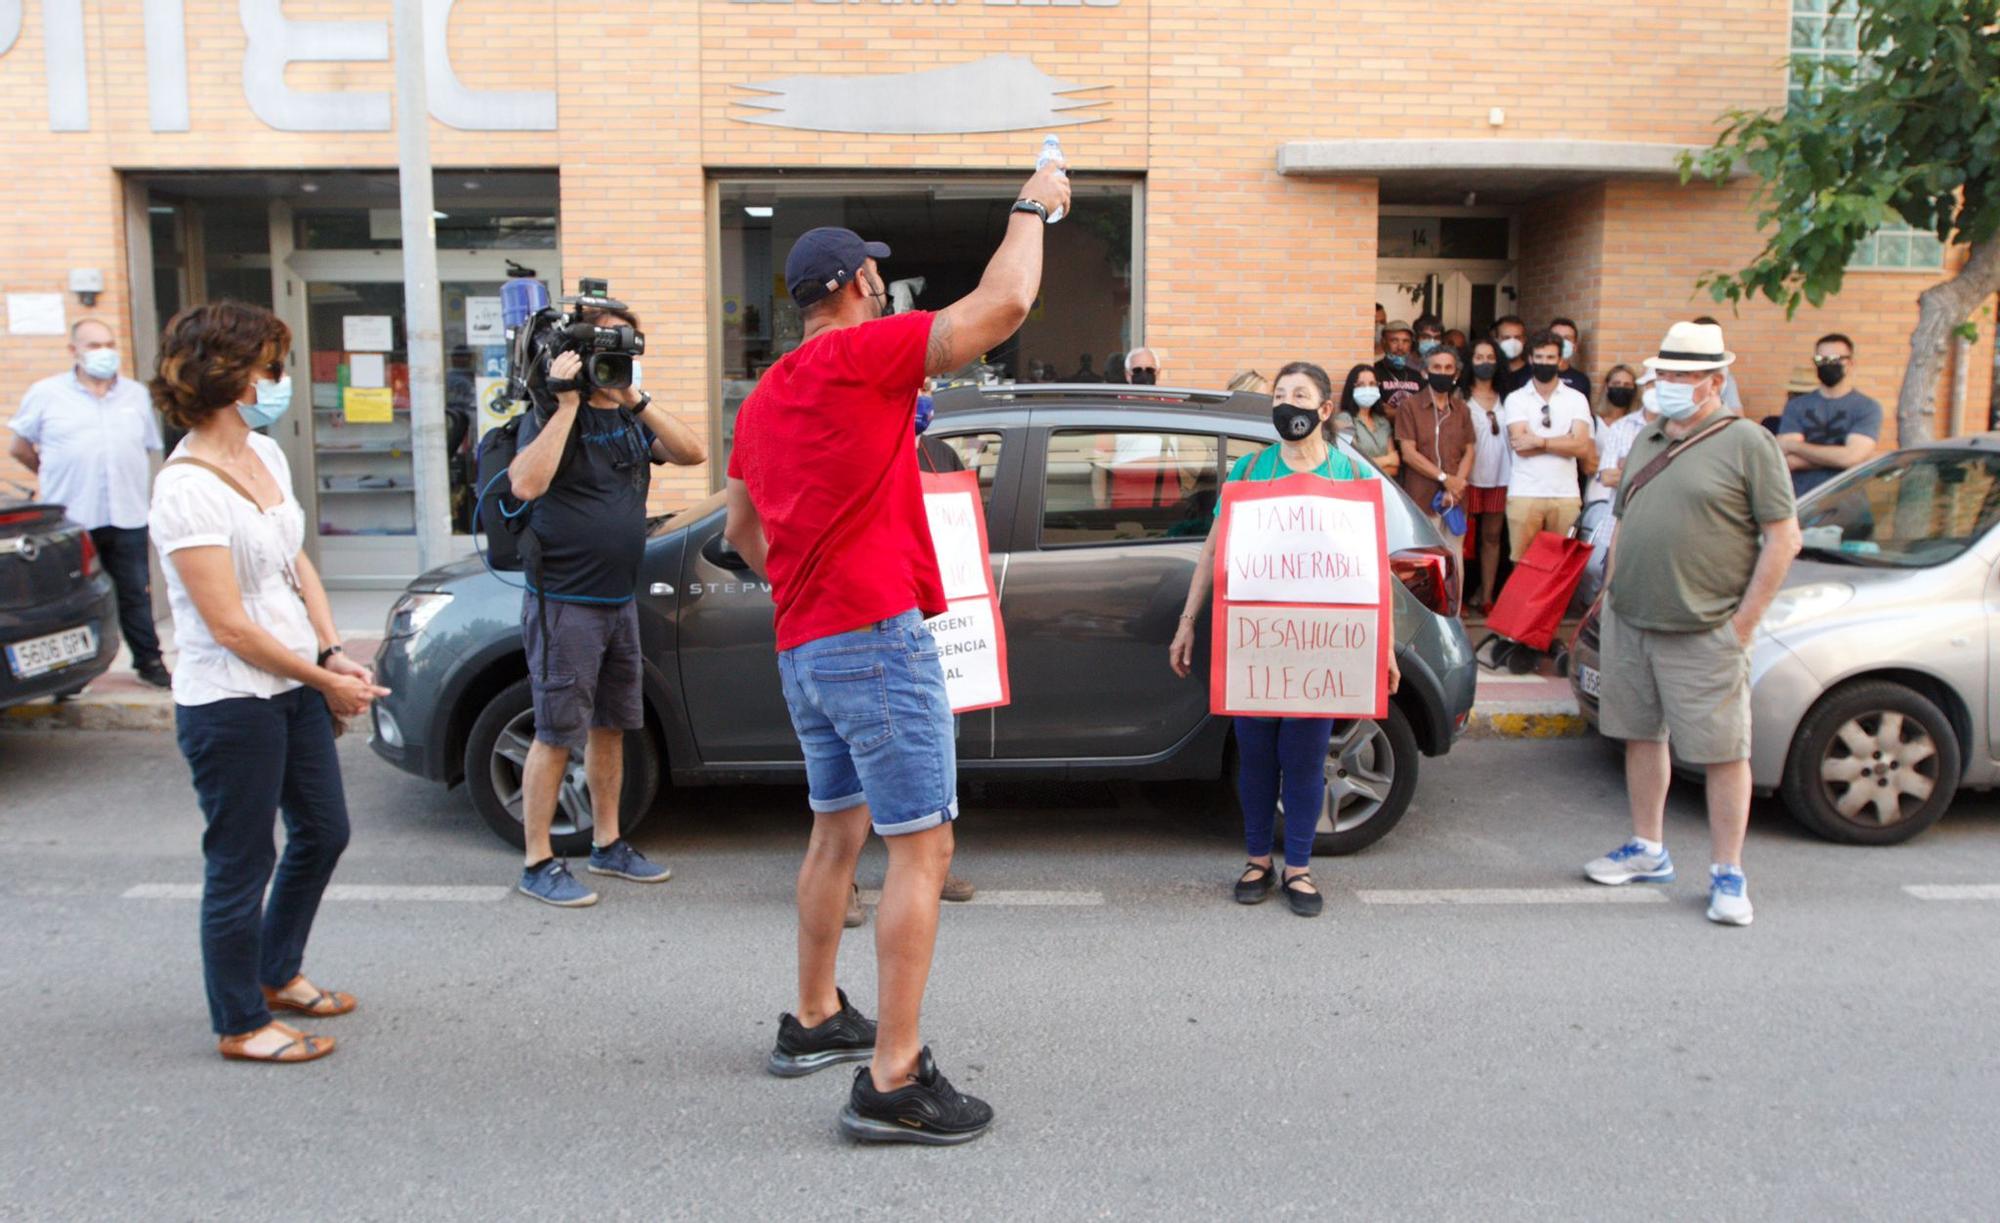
top-left (701, 534), bottom-right (750, 571)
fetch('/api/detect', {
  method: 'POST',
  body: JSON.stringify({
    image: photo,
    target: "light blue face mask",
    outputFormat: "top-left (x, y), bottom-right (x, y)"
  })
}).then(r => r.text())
top-left (1560, 339), bottom-right (1576, 361)
top-left (80, 348), bottom-right (121, 380)
top-left (237, 375), bottom-right (294, 429)
top-left (1653, 379), bottom-right (1700, 420)
top-left (1417, 339), bottom-right (1441, 357)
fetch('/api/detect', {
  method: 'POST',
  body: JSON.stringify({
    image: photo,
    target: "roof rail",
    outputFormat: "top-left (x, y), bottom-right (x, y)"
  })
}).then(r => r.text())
top-left (957, 383), bottom-right (1240, 405)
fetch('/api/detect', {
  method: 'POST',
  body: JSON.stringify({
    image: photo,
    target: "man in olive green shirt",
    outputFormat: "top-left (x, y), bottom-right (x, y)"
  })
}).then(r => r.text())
top-left (1583, 322), bottom-right (1801, 927)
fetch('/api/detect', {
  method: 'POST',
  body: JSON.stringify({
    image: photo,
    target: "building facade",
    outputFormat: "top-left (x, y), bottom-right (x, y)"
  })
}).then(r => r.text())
top-left (1, 0), bottom-right (1991, 585)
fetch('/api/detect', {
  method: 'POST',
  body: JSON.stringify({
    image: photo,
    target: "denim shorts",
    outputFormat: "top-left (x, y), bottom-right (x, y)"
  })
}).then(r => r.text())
top-left (776, 608), bottom-right (958, 836)
top-left (522, 594), bottom-right (645, 752)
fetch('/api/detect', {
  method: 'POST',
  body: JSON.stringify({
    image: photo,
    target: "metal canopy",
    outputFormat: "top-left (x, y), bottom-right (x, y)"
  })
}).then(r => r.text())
top-left (1276, 139), bottom-right (1740, 206)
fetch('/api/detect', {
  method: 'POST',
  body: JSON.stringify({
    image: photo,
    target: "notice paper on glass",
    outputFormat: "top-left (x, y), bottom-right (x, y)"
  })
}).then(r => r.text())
top-left (465, 297), bottom-right (505, 346)
top-left (343, 315), bottom-right (393, 353)
top-left (343, 386), bottom-right (394, 424)
top-left (348, 353), bottom-right (386, 389)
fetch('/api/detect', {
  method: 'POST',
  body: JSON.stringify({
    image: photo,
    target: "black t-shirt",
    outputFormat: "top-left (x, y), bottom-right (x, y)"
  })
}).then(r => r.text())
top-left (1373, 356), bottom-right (1424, 402)
top-left (517, 402), bottom-right (660, 602)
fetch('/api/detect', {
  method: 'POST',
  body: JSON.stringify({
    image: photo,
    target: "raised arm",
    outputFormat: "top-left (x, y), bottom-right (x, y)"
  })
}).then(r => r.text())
top-left (925, 163), bottom-right (1073, 376)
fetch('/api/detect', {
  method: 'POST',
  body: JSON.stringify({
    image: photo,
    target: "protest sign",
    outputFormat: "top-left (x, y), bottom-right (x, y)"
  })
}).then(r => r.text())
top-left (921, 470), bottom-right (1010, 713)
top-left (1210, 472), bottom-right (1390, 719)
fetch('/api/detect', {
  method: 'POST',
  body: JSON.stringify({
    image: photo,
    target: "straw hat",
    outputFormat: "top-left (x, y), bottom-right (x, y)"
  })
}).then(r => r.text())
top-left (1642, 321), bottom-right (1737, 372)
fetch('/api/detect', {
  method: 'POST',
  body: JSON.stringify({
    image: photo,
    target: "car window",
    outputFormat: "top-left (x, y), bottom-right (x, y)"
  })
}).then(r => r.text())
top-left (1800, 449), bottom-right (2000, 568)
top-left (1041, 430), bottom-right (1221, 547)
top-left (922, 432), bottom-right (1004, 506)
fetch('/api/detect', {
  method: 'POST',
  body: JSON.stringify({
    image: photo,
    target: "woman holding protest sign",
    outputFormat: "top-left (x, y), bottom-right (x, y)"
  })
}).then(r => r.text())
top-left (1168, 362), bottom-right (1400, 917)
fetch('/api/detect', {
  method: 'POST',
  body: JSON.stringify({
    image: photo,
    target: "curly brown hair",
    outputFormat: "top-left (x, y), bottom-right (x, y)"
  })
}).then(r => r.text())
top-left (151, 301), bottom-right (291, 432)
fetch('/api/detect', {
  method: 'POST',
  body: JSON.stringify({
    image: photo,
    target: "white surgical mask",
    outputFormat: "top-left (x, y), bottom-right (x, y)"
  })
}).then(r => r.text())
top-left (237, 375), bottom-right (294, 429)
top-left (1351, 385), bottom-right (1382, 409)
top-left (1654, 380), bottom-right (1700, 421)
top-left (1499, 338), bottom-right (1524, 360)
top-left (1560, 339), bottom-right (1576, 361)
top-left (79, 348), bottom-right (120, 380)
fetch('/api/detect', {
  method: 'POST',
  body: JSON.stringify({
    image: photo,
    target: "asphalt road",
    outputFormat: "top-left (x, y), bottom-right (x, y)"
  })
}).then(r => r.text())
top-left (3, 730), bottom-right (1997, 1221)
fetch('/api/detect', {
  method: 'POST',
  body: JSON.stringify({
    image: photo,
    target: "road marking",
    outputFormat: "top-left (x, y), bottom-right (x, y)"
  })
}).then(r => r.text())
top-left (1357, 887), bottom-right (1668, 906)
top-left (858, 889), bottom-right (1103, 907)
top-left (123, 883), bottom-right (509, 903)
top-left (1903, 884), bottom-right (2000, 902)
top-left (1479, 674), bottom-right (1551, 685)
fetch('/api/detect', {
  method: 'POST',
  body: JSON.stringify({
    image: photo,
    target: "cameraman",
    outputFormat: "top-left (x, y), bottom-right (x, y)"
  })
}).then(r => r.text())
top-left (506, 302), bottom-right (706, 907)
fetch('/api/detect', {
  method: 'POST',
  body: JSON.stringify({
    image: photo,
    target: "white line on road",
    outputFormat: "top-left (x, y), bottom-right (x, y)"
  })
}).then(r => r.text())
top-left (858, 889), bottom-right (1104, 907)
top-left (1357, 887), bottom-right (1668, 906)
top-left (123, 884), bottom-right (509, 903)
top-left (1902, 884), bottom-right (2000, 902)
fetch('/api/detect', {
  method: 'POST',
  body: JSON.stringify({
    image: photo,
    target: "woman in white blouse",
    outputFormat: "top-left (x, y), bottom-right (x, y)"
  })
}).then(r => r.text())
top-left (148, 301), bottom-right (388, 1065)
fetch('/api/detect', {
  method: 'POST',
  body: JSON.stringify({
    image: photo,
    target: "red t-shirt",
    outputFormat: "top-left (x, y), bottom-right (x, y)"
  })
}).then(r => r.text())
top-left (727, 310), bottom-right (948, 652)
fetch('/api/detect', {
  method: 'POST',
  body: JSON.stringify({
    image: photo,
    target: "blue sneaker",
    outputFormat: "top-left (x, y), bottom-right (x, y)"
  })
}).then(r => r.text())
top-left (1584, 840), bottom-right (1675, 885)
top-left (1707, 869), bottom-right (1753, 926)
top-left (519, 858), bottom-right (598, 908)
top-left (587, 839), bottom-right (672, 884)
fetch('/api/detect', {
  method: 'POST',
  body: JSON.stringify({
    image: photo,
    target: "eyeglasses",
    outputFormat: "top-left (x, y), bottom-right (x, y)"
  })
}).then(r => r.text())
top-left (1487, 409), bottom-right (1502, 436)
top-left (1540, 405), bottom-right (1553, 429)
top-left (1813, 355), bottom-right (1850, 367)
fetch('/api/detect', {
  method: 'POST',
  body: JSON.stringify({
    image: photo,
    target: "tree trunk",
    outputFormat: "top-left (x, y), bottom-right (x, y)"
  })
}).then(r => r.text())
top-left (1899, 237), bottom-right (2000, 444)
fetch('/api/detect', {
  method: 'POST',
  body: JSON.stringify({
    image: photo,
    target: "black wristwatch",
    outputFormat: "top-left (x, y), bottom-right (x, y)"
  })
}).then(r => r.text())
top-left (317, 645), bottom-right (344, 667)
top-left (632, 392), bottom-right (652, 413)
top-left (1012, 199), bottom-right (1049, 222)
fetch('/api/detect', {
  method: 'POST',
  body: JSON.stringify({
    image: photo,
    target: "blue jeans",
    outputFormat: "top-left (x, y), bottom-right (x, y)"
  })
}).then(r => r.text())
top-left (1234, 717), bottom-right (1338, 869)
top-left (175, 687), bottom-right (351, 1035)
top-left (776, 609), bottom-right (957, 836)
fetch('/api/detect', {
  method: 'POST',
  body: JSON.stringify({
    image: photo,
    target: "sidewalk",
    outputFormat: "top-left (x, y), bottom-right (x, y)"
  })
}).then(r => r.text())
top-left (5, 599), bottom-right (1588, 739)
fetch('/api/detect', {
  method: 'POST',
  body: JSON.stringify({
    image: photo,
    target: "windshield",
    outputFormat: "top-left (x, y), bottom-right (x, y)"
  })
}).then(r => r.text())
top-left (1797, 448), bottom-right (2000, 568)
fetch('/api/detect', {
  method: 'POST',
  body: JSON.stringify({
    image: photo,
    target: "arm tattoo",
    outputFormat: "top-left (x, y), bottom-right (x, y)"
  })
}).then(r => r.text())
top-left (925, 311), bottom-right (956, 376)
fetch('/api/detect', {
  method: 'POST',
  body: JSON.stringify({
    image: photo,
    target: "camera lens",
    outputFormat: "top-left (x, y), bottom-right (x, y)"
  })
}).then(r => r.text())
top-left (588, 353), bottom-right (632, 390)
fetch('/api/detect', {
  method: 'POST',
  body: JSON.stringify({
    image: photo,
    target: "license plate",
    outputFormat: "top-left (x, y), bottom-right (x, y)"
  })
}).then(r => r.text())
top-left (1578, 664), bottom-right (1601, 698)
top-left (5, 625), bottom-right (99, 680)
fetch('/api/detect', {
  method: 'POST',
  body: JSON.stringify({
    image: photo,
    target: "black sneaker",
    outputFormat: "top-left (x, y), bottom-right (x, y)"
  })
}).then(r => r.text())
top-left (767, 988), bottom-right (876, 1078)
top-left (838, 1047), bottom-right (993, 1146)
top-left (136, 661), bottom-right (172, 689)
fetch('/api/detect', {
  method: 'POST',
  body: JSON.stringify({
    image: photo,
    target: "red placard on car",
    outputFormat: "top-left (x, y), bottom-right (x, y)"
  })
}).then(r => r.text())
top-left (1210, 472), bottom-right (1390, 719)
top-left (921, 469), bottom-right (1011, 713)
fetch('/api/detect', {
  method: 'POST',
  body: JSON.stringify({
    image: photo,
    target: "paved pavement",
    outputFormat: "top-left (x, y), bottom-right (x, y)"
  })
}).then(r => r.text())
top-left (5, 732), bottom-right (1996, 1219)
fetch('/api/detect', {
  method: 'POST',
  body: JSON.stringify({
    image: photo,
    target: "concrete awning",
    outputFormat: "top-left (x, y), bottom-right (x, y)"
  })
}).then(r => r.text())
top-left (1277, 139), bottom-right (1736, 205)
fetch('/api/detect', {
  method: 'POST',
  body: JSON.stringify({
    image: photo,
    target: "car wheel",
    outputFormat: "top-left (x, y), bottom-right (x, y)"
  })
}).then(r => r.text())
top-left (463, 677), bottom-right (661, 855)
top-left (1780, 681), bottom-right (1961, 846)
top-left (1271, 701), bottom-right (1420, 857)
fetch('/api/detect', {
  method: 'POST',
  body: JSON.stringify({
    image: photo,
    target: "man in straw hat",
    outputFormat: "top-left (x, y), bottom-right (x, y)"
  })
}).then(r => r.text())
top-left (1582, 321), bottom-right (1801, 926)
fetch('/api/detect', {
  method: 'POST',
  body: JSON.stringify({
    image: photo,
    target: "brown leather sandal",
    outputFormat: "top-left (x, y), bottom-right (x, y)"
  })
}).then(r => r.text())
top-left (218, 1020), bottom-right (335, 1064)
top-left (262, 975), bottom-right (358, 1018)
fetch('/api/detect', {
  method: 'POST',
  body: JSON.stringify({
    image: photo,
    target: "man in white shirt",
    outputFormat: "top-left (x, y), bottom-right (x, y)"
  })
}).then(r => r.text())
top-left (8, 319), bottom-right (170, 687)
top-left (1501, 329), bottom-right (1594, 561)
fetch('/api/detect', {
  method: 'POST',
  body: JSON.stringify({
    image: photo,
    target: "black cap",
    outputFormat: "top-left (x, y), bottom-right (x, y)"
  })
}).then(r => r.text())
top-left (785, 227), bottom-right (892, 307)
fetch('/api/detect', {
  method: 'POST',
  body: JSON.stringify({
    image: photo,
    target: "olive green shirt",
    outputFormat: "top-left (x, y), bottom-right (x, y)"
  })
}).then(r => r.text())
top-left (1609, 415), bottom-right (1796, 632)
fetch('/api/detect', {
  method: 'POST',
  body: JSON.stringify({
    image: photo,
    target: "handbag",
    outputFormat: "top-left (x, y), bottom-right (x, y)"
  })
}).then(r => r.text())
top-left (164, 456), bottom-right (348, 738)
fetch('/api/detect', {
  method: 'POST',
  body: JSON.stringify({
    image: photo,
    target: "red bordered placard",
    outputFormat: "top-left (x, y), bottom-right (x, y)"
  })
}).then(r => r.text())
top-left (921, 470), bottom-right (1011, 713)
top-left (1209, 472), bottom-right (1390, 720)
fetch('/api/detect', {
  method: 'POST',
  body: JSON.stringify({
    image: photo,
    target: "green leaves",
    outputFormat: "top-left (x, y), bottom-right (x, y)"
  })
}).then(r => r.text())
top-left (1685, 0), bottom-right (2000, 317)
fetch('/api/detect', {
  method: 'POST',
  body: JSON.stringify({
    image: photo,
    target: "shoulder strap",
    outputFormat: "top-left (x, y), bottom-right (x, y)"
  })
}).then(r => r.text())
top-left (165, 455), bottom-right (265, 509)
top-left (1620, 414), bottom-right (1738, 509)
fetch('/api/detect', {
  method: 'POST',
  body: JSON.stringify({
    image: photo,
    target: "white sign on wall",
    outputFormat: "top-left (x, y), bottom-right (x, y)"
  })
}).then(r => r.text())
top-left (5, 293), bottom-right (66, 336)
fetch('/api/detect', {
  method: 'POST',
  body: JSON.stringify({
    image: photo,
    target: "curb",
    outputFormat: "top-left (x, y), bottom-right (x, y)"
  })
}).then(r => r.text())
top-left (2, 698), bottom-right (175, 733)
top-left (1461, 702), bottom-right (1590, 741)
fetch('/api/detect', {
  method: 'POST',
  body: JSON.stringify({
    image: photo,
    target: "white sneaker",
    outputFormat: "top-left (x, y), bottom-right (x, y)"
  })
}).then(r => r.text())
top-left (1707, 869), bottom-right (1753, 926)
top-left (1584, 840), bottom-right (1675, 885)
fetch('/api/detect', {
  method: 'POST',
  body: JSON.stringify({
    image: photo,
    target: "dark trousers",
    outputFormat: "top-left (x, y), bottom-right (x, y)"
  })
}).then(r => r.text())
top-left (1234, 716), bottom-right (1339, 870)
top-left (89, 526), bottom-right (162, 668)
top-left (175, 687), bottom-right (351, 1035)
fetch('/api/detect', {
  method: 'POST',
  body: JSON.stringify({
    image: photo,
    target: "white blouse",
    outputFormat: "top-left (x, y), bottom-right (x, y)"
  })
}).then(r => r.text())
top-left (1466, 392), bottom-right (1512, 489)
top-left (149, 433), bottom-right (317, 706)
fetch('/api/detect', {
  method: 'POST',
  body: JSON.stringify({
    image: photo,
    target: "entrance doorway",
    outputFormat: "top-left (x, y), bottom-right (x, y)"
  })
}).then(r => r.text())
top-left (1375, 208), bottom-right (1516, 339)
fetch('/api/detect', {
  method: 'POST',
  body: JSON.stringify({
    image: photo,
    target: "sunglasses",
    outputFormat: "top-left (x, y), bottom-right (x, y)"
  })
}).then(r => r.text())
top-left (1813, 355), bottom-right (1850, 367)
top-left (1539, 405), bottom-right (1553, 429)
top-left (1487, 409), bottom-right (1502, 436)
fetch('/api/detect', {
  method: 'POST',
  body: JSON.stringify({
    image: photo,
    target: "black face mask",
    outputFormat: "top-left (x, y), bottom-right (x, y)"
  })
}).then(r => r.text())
top-left (1606, 386), bottom-right (1636, 409)
top-left (1128, 367), bottom-right (1158, 385)
top-left (1471, 361), bottom-right (1497, 382)
top-left (1426, 372), bottom-right (1457, 394)
top-left (1273, 403), bottom-right (1320, 442)
top-left (1816, 362), bottom-right (1846, 388)
top-left (1530, 361), bottom-right (1562, 385)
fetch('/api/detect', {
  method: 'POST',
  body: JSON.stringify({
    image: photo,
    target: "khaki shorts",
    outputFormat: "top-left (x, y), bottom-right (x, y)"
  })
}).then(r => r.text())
top-left (1597, 607), bottom-right (1752, 765)
top-left (1506, 496), bottom-right (1580, 561)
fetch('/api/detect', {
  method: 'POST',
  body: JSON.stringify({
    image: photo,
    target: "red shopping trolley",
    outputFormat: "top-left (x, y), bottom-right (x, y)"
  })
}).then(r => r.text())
top-left (1477, 529), bottom-right (1593, 673)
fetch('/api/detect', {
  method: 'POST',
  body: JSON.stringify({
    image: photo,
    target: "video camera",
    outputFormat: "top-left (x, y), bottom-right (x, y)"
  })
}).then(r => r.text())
top-left (502, 268), bottom-right (646, 406)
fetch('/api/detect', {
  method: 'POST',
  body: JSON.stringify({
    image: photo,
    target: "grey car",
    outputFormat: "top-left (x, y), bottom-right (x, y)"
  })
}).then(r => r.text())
top-left (369, 386), bottom-right (1477, 855)
top-left (1570, 433), bottom-right (2000, 844)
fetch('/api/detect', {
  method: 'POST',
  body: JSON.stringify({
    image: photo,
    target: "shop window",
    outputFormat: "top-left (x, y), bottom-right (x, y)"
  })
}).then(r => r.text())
top-left (1040, 431), bottom-right (1219, 548)
top-left (715, 178), bottom-right (1139, 475)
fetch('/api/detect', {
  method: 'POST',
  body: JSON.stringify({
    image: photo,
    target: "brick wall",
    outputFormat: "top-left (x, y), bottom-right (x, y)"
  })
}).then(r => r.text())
top-left (1516, 183), bottom-right (1608, 373)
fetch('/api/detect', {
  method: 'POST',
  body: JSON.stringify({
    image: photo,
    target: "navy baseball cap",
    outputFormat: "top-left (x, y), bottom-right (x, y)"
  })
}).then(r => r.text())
top-left (785, 227), bottom-right (892, 307)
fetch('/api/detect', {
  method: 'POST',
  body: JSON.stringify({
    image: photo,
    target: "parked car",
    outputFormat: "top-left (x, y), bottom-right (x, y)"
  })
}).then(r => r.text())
top-left (0, 480), bottom-right (118, 708)
top-left (1570, 434), bottom-right (2000, 844)
top-left (370, 385), bottom-right (1479, 856)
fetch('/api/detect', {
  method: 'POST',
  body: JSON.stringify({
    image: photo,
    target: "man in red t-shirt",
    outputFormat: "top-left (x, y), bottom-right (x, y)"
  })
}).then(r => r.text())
top-left (726, 162), bottom-right (1069, 1146)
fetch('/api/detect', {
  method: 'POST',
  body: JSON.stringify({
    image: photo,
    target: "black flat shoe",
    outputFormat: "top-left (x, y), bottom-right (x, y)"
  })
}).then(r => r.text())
top-left (1282, 871), bottom-right (1324, 918)
top-left (1234, 862), bottom-right (1276, 905)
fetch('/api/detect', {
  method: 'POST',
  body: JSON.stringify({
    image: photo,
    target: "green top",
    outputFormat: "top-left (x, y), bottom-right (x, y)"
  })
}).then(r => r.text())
top-left (1214, 442), bottom-right (1363, 519)
top-left (1348, 412), bottom-right (1395, 461)
top-left (1609, 416), bottom-right (1797, 631)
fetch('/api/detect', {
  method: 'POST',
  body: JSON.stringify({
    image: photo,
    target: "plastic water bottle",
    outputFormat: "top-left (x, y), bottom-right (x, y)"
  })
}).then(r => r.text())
top-left (1036, 135), bottom-right (1067, 225)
